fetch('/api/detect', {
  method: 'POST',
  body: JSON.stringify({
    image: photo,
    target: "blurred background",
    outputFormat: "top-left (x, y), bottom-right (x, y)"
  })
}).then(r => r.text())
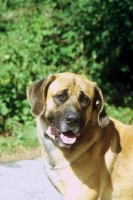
top-left (0, 0), bottom-right (133, 161)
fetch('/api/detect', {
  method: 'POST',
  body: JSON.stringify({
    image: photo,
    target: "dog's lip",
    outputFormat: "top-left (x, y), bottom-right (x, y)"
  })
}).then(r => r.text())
top-left (46, 126), bottom-right (77, 145)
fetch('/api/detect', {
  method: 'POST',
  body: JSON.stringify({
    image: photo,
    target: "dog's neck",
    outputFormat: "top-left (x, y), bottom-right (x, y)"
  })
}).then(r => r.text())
top-left (37, 115), bottom-right (120, 174)
top-left (37, 116), bottom-right (104, 170)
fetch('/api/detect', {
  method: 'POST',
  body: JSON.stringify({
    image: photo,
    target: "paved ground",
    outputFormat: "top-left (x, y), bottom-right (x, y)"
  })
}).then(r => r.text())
top-left (0, 157), bottom-right (64, 200)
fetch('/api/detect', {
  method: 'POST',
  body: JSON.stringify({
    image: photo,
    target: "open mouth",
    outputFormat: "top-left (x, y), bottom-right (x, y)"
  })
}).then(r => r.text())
top-left (46, 126), bottom-right (77, 145)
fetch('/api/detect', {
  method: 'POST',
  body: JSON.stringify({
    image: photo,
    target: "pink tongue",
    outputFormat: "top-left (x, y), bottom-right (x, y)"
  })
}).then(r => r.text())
top-left (60, 132), bottom-right (76, 144)
top-left (46, 126), bottom-right (77, 144)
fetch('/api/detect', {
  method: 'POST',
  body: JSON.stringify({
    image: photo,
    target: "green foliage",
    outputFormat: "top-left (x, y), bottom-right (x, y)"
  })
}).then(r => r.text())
top-left (46, 0), bottom-right (133, 105)
top-left (0, 0), bottom-right (133, 147)
top-left (0, 123), bottom-right (39, 156)
top-left (106, 104), bottom-right (133, 125)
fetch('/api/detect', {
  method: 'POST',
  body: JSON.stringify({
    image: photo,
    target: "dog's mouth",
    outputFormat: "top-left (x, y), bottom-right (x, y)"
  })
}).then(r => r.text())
top-left (46, 126), bottom-right (77, 145)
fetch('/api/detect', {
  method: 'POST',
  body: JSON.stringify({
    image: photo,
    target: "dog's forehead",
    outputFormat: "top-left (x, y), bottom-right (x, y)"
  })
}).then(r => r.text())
top-left (48, 74), bottom-right (94, 95)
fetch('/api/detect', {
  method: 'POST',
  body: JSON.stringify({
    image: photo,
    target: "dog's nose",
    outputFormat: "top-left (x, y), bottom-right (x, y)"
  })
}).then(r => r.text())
top-left (65, 115), bottom-right (80, 127)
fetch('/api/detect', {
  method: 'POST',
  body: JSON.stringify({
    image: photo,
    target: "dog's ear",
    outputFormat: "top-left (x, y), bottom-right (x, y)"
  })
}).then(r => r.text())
top-left (93, 83), bottom-right (109, 128)
top-left (27, 75), bottom-right (55, 117)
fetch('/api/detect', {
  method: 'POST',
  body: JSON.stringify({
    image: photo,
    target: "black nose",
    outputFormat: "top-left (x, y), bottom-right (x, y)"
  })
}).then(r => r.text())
top-left (65, 115), bottom-right (80, 127)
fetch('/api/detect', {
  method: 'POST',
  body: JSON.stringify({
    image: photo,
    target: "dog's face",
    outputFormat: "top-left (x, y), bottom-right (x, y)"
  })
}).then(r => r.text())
top-left (27, 73), bottom-right (109, 148)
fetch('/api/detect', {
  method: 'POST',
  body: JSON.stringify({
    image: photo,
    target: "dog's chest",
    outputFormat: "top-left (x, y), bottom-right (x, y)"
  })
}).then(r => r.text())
top-left (44, 161), bottom-right (99, 200)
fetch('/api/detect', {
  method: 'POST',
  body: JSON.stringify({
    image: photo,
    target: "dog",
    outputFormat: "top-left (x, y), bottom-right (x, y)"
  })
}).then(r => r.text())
top-left (27, 72), bottom-right (133, 200)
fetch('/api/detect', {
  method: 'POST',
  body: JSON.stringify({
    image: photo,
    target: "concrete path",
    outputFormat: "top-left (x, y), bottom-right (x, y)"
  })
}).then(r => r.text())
top-left (0, 157), bottom-right (64, 200)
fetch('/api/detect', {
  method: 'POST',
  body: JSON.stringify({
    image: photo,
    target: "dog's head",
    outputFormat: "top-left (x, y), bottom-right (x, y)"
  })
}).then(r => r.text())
top-left (27, 72), bottom-right (109, 148)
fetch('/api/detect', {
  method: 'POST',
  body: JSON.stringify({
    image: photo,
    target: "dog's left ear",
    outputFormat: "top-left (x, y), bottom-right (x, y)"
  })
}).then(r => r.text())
top-left (93, 83), bottom-right (110, 128)
top-left (27, 75), bottom-right (55, 117)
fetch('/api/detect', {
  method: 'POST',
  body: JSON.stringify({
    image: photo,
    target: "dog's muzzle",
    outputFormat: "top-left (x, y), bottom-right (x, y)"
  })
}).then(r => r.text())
top-left (46, 126), bottom-right (78, 148)
top-left (46, 110), bottom-right (84, 148)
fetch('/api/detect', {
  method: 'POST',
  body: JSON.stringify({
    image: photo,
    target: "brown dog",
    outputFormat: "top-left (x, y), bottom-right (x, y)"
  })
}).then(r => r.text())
top-left (27, 72), bottom-right (133, 200)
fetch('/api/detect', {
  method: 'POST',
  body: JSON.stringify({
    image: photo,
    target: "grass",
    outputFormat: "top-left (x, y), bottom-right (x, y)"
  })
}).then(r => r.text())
top-left (0, 122), bottom-right (40, 162)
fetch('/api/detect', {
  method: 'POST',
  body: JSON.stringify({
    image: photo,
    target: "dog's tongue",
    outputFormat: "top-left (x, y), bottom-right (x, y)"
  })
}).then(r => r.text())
top-left (46, 126), bottom-right (76, 144)
top-left (60, 131), bottom-right (76, 144)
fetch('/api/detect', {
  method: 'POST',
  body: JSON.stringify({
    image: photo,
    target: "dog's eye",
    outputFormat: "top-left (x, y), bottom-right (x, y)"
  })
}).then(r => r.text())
top-left (53, 91), bottom-right (68, 103)
top-left (57, 94), bottom-right (65, 100)
top-left (81, 98), bottom-right (88, 103)
top-left (79, 92), bottom-right (89, 107)
top-left (80, 97), bottom-right (89, 104)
